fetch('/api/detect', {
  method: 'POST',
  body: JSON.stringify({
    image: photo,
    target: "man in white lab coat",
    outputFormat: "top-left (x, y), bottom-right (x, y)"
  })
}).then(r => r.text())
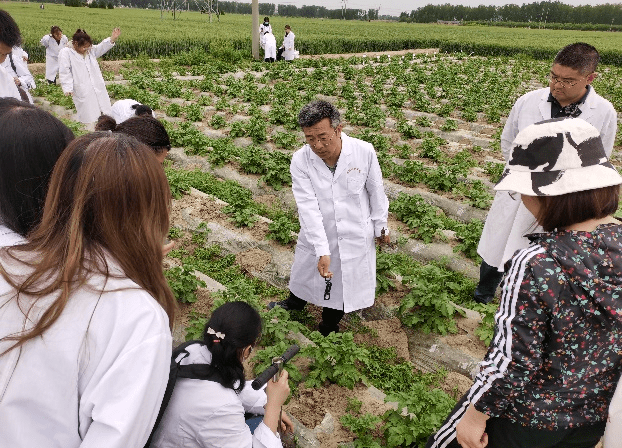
top-left (270, 100), bottom-right (390, 336)
top-left (475, 42), bottom-right (617, 304)
top-left (0, 10), bottom-right (23, 101)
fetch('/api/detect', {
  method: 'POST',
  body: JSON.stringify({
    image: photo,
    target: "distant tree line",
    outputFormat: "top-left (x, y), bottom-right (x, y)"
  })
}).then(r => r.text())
top-left (399, 1), bottom-right (622, 26)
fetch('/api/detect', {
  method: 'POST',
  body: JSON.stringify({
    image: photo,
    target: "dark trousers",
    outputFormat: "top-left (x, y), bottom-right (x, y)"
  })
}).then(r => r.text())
top-left (426, 394), bottom-right (606, 448)
top-left (264, 57), bottom-right (275, 63)
top-left (285, 291), bottom-right (345, 336)
top-left (474, 260), bottom-right (505, 301)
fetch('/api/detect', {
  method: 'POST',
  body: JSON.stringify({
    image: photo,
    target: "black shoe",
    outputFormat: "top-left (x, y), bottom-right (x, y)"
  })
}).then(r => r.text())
top-left (318, 322), bottom-right (339, 337)
top-left (268, 300), bottom-right (290, 311)
top-left (473, 292), bottom-right (494, 304)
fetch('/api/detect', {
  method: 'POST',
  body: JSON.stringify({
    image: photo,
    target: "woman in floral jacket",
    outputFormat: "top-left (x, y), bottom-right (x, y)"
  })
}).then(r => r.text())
top-left (428, 117), bottom-right (622, 448)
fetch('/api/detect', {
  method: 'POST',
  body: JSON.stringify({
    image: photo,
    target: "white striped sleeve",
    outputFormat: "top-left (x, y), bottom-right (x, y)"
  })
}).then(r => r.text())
top-left (469, 244), bottom-right (548, 417)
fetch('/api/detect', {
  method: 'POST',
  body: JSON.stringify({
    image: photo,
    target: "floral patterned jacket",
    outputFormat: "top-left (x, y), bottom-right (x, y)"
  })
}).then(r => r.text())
top-left (470, 223), bottom-right (622, 429)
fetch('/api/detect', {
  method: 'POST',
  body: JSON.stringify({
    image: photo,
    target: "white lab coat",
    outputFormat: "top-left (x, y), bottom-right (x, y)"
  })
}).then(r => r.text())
top-left (282, 32), bottom-right (295, 61)
top-left (0, 63), bottom-right (21, 100)
top-left (58, 38), bottom-right (115, 124)
top-left (40, 33), bottom-right (68, 81)
top-left (259, 23), bottom-right (272, 49)
top-left (263, 33), bottom-right (277, 60)
top-left (111, 98), bottom-right (156, 123)
top-left (0, 254), bottom-right (172, 448)
top-left (0, 49), bottom-right (36, 103)
top-left (289, 133), bottom-right (389, 313)
top-left (478, 87), bottom-right (617, 270)
top-left (151, 344), bottom-right (282, 448)
top-left (0, 224), bottom-right (24, 246)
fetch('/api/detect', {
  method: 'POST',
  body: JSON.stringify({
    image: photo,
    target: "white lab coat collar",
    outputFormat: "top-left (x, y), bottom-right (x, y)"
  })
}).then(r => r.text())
top-left (308, 132), bottom-right (353, 181)
top-left (537, 86), bottom-right (597, 122)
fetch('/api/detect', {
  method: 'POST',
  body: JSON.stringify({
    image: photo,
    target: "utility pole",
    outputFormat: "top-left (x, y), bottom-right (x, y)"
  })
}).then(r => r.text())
top-left (252, 0), bottom-right (259, 60)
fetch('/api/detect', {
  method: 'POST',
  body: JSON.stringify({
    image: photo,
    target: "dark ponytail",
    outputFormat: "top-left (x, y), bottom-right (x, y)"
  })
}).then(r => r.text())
top-left (95, 114), bottom-right (117, 131)
top-left (72, 29), bottom-right (92, 47)
top-left (202, 301), bottom-right (262, 393)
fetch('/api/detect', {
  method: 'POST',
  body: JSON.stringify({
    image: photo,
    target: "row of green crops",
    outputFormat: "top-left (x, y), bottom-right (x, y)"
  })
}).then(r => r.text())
top-left (9, 2), bottom-right (622, 64)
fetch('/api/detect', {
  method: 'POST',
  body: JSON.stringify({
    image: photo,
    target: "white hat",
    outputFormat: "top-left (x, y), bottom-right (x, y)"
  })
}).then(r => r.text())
top-left (495, 117), bottom-right (622, 196)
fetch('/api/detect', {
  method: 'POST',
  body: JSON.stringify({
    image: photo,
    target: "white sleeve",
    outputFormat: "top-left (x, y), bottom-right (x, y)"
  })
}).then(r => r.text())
top-left (58, 49), bottom-right (73, 93)
top-left (78, 294), bottom-right (172, 448)
top-left (501, 101), bottom-right (520, 162)
top-left (40, 35), bottom-right (49, 47)
top-left (290, 151), bottom-right (330, 257)
top-left (365, 147), bottom-right (389, 237)
top-left (239, 381), bottom-right (268, 415)
top-left (91, 37), bottom-right (115, 59)
top-left (599, 105), bottom-right (617, 157)
top-left (253, 422), bottom-right (283, 448)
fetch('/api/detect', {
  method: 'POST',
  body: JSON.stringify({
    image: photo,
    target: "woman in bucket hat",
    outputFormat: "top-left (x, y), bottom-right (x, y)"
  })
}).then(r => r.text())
top-left (427, 117), bottom-right (622, 448)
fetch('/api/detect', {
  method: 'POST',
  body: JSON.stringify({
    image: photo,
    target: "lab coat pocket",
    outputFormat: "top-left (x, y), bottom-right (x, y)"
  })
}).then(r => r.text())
top-left (347, 173), bottom-right (365, 194)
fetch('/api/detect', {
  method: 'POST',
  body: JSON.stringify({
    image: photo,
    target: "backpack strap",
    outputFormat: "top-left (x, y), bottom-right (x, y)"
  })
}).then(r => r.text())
top-left (8, 52), bottom-right (16, 74)
top-left (144, 340), bottom-right (206, 448)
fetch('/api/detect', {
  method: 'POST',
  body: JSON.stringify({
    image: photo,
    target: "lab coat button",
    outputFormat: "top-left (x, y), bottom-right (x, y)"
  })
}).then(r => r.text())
top-left (338, 237), bottom-right (343, 240)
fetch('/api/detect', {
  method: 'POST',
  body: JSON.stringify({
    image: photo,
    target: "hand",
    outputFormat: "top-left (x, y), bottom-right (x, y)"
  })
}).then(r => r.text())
top-left (22, 56), bottom-right (27, 62)
top-left (456, 404), bottom-right (489, 448)
top-left (13, 78), bottom-right (20, 86)
top-left (317, 255), bottom-right (332, 278)
top-left (162, 240), bottom-right (175, 256)
top-left (375, 234), bottom-right (390, 245)
top-left (110, 27), bottom-right (121, 43)
top-left (280, 410), bottom-right (294, 433)
top-left (266, 369), bottom-right (290, 408)
top-left (65, 92), bottom-right (72, 96)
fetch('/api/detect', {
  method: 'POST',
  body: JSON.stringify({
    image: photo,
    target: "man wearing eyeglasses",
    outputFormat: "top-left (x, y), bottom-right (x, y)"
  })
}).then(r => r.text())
top-left (0, 10), bottom-right (24, 101)
top-left (475, 42), bottom-right (617, 305)
top-left (269, 100), bottom-right (390, 336)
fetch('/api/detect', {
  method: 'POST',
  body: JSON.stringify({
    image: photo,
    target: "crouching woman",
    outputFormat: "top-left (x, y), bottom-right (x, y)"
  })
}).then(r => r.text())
top-left (151, 301), bottom-right (293, 448)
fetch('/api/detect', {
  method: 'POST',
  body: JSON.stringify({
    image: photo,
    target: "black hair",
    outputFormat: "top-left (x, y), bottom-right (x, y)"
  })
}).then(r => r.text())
top-left (50, 26), bottom-right (62, 35)
top-left (95, 115), bottom-right (171, 155)
top-left (263, 16), bottom-right (269, 22)
top-left (202, 301), bottom-right (262, 392)
top-left (554, 42), bottom-right (600, 74)
top-left (72, 29), bottom-right (92, 47)
top-left (0, 10), bottom-right (22, 47)
top-left (132, 103), bottom-right (153, 117)
top-left (0, 98), bottom-right (74, 236)
top-left (298, 99), bottom-right (341, 129)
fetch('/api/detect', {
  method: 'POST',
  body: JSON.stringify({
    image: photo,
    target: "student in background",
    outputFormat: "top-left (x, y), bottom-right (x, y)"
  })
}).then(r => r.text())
top-left (59, 28), bottom-right (121, 126)
top-left (259, 16), bottom-right (272, 49)
top-left (110, 98), bottom-right (155, 123)
top-left (1, 46), bottom-right (36, 102)
top-left (40, 26), bottom-right (68, 84)
top-left (263, 31), bottom-right (277, 63)
top-left (0, 10), bottom-right (24, 100)
top-left (281, 25), bottom-right (296, 61)
top-left (0, 132), bottom-right (176, 448)
top-left (151, 301), bottom-right (293, 448)
top-left (0, 98), bottom-right (74, 246)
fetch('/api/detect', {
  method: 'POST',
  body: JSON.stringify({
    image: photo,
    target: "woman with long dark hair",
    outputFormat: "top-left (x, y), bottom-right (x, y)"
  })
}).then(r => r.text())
top-left (0, 132), bottom-right (176, 447)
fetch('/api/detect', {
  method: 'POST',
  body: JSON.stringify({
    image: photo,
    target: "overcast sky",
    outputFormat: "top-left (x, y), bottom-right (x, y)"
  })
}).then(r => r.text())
top-left (275, 1), bottom-right (616, 19)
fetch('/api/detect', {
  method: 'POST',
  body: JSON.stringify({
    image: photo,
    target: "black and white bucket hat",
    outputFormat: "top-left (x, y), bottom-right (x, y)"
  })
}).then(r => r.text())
top-left (495, 117), bottom-right (622, 196)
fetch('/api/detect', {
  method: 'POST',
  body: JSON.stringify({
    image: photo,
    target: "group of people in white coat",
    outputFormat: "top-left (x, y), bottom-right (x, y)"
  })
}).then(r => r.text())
top-left (260, 17), bottom-right (296, 62)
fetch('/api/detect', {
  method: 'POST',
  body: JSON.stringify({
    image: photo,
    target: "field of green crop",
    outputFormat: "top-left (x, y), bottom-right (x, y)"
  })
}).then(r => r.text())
top-left (8, 2), bottom-right (622, 64)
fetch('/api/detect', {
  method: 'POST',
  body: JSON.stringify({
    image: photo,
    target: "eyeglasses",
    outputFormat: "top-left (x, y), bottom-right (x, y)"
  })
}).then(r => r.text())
top-left (548, 73), bottom-right (587, 88)
top-left (306, 130), bottom-right (337, 147)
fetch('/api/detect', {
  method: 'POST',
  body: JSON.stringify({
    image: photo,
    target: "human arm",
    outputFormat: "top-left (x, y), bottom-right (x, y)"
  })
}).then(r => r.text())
top-left (500, 101), bottom-right (520, 162)
top-left (599, 105), bottom-right (617, 157)
top-left (78, 291), bottom-right (172, 448)
top-left (466, 247), bottom-right (549, 418)
top-left (456, 404), bottom-right (489, 448)
top-left (58, 49), bottom-right (73, 95)
top-left (364, 146), bottom-right (389, 239)
top-left (40, 35), bottom-right (49, 47)
top-left (290, 151), bottom-right (330, 258)
top-left (90, 29), bottom-right (118, 59)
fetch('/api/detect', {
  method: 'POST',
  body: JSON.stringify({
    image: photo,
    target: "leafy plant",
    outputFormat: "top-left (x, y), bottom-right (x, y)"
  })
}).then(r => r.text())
top-left (165, 266), bottom-right (206, 304)
top-left (485, 161), bottom-right (505, 183)
top-left (305, 331), bottom-right (370, 389)
top-left (440, 118), bottom-right (458, 132)
top-left (185, 311), bottom-right (208, 341)
top-left (210, 114), bottom-right (226, 129)
top-left (267, 216), bottom-right (297, 244)
top-left (473, 302), bottom-right (498, 346)
top-left (340, 413), bottom-right (383, 448)
top-left (453, 219), bottom-right (484, 261)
